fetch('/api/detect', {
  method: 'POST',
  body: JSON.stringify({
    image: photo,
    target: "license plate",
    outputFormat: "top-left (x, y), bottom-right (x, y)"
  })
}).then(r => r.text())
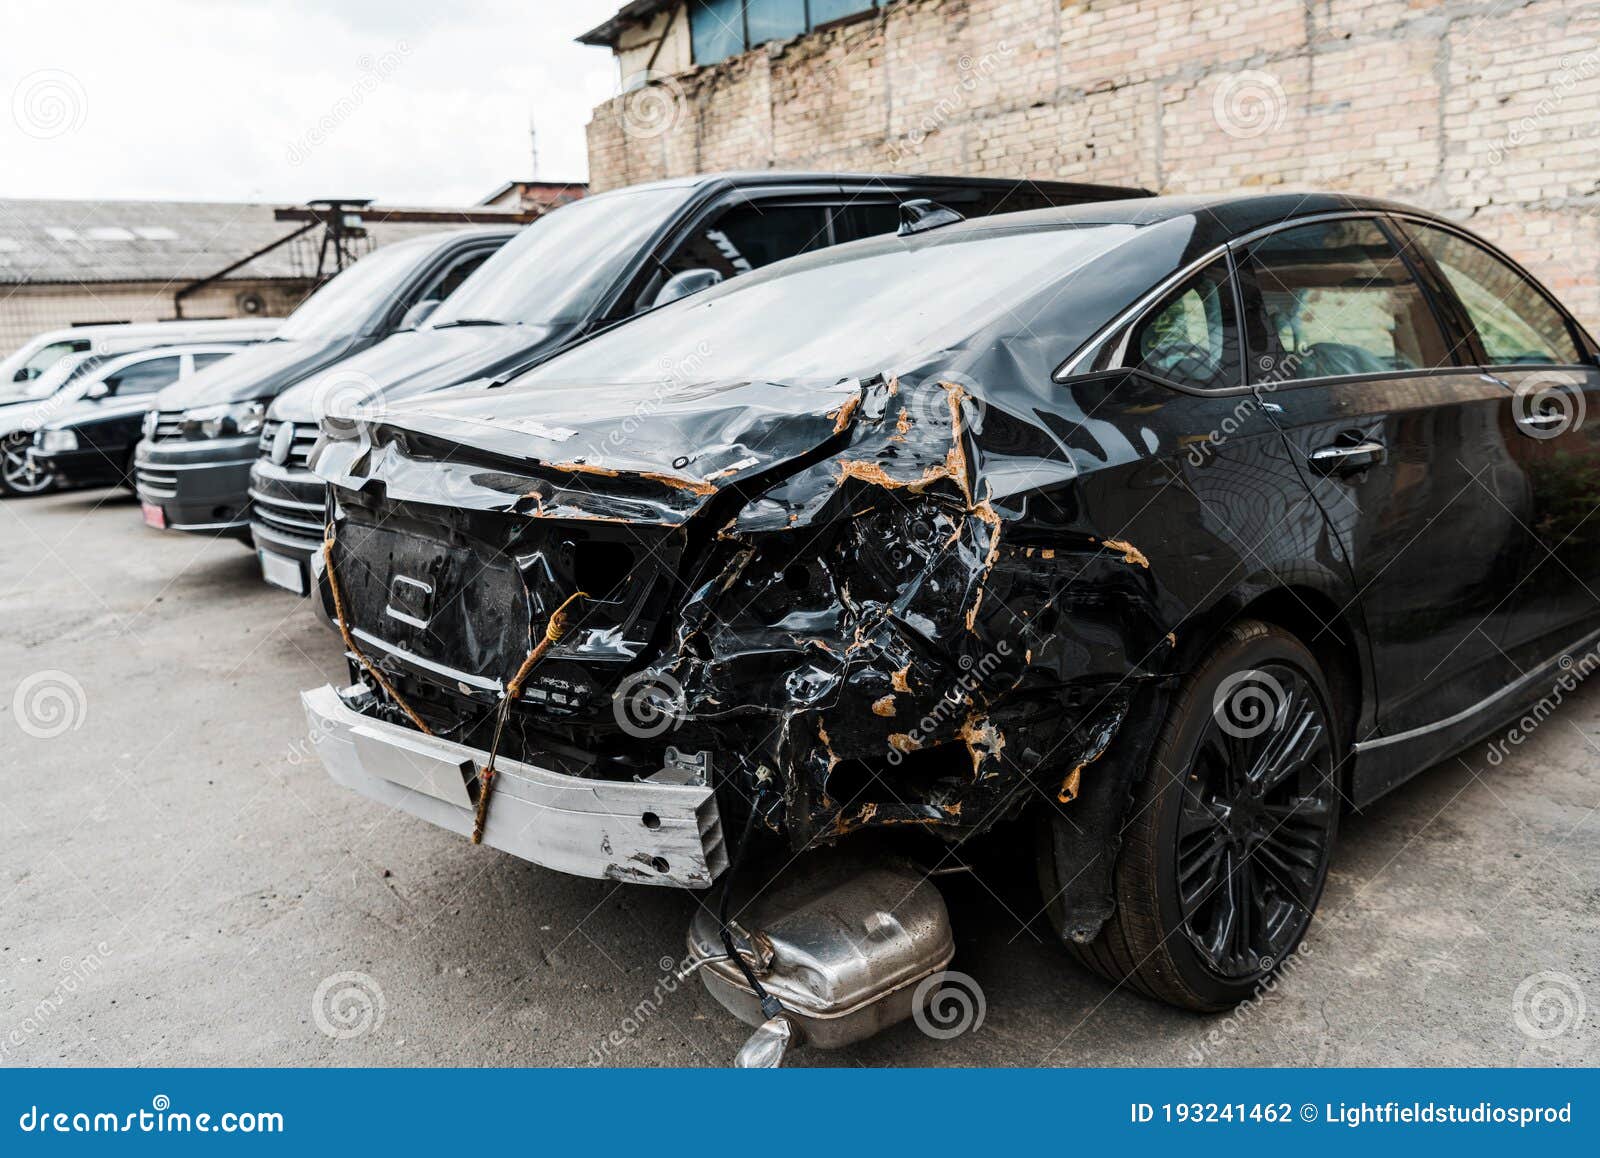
top-left (259, 549), bottom-right (307, 595)
top-left (141, 502), bottom-right (166, 529)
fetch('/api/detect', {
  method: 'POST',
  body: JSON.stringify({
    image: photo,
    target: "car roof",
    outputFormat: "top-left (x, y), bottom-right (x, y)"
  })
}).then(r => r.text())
top-left (926, 191), bottom-right (1452, 244)
top-left (90, 343), bottom-right (245, 374)
top-left (371, 226), bottom-right (520, 255)
top-left (594, 170), bottom-right (1153, 201)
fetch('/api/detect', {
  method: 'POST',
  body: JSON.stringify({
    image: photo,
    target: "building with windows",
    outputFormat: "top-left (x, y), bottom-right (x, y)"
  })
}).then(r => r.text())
top-left (579, 0), bottom-right (1600, 327)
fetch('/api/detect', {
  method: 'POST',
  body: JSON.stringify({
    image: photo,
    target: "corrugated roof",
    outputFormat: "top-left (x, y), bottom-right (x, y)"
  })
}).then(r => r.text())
top-left (0, 198), bottom-right (449, 286)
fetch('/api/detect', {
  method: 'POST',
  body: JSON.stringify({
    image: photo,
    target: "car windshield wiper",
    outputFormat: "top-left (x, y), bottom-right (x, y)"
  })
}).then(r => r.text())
top-left (430, 318), bottom-right (507, 329)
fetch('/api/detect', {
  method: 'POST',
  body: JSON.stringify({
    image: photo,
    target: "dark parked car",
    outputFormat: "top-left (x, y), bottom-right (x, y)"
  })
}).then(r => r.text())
top-left (249, 172), bottom-right (1150, 594)
top-left (133, 227), bottom-right (513, 537)
top-left (298, 193), bottom-right (1600, 1058)
top-left (4, 345), bottom-right (244, 495)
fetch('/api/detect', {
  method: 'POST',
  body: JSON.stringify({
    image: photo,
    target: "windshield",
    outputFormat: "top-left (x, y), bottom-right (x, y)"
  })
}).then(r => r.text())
top-left (515, 222), bottom-right (1140, 386)
top-left (275, 241), bottom-right (432, 342)
top-left (0, 339), bottom-right (85, 388)
top-left (427, 186), bottom-right (689, 329)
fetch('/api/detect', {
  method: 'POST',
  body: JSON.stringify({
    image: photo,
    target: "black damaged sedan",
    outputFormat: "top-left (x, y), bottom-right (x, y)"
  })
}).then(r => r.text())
top-left (300, 193), bottom-right (1600, 1043)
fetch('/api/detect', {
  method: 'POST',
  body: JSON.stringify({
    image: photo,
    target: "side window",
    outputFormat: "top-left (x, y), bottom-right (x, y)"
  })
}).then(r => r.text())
top-left (661, 202), bottom-right (830, 281)
top-left (103, 356), bottom-right (180, 396)
top-left (1404, 223), bottom-right (1581, 366)
top-left (425, 249), bottom-right (493, 304)
top-left (192, 352), bottom-right (235, 371)
top-left (1241, 218), bottom-right (1450, 382)
top-left (832, 203), bottom-right (902, 244)
top-left (20, 339), bottom-right (89, 380)
top-left (1122, 258), bottom-right (1241, 391)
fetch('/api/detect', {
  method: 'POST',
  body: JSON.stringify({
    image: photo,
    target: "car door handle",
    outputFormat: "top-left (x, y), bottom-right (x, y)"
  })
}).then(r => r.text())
top-left (1519, 411), bottom-right (1568, 429)
top-left (1309, 440), bottom-right (1386, 474)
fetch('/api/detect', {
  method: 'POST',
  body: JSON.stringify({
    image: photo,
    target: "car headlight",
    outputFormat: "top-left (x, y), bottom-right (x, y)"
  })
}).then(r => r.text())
top-left (180, 400), bottom-right (266, 440)
top-left (39, 429), bottom-right (78, 452)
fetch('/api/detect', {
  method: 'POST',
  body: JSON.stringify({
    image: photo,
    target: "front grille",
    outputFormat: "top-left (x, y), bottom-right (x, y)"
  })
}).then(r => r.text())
top-left (326, 497), bottom-right (685, 711)
top-left (258, 420), bottom-right (319, 469)
top-left (249, 485), bottom-right (325, 545)
top-left (150, 410), bottom-right (185, 442)
top-left (135, 466), bottom-right (178, 498)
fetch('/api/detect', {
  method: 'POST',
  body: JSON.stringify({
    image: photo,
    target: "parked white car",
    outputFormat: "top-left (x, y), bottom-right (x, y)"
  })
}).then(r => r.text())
top-left (0, 317), bottom-right (279, 402)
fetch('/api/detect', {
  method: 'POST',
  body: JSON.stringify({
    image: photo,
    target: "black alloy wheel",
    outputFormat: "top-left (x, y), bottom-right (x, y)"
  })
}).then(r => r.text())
top-left (1047, 619), bottom-right (1342, 1011)
top-left (1175, 659), bottom-right (1337, 980)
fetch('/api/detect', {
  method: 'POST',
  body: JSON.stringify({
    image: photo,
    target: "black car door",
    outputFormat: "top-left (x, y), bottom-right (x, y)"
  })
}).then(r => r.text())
top-left (1239, 216), bottom-right (1532, 763)
top-left (1395, 219), bottom-right (1600, 669)
top-left (82, 354), bottom-right (184, 458)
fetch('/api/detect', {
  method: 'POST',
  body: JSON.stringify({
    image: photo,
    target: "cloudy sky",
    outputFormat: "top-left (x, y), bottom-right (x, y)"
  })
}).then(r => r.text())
top-left (0, 0), bottom-right (625, 206)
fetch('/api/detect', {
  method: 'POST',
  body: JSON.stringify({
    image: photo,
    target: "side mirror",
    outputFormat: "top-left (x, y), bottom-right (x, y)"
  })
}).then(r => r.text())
top-left (399, 299), bottom-right (441, 330)
top-left (84, 380), bottom-right (110, 400)
top-left (13, 368), bottom-right (31, 382)
top-left (652, 268), bottom-right (723, 308)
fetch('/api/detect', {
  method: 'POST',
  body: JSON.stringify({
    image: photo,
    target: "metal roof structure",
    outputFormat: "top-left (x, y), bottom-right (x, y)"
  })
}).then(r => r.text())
top-left (0, 198), bottom-right (521, 287)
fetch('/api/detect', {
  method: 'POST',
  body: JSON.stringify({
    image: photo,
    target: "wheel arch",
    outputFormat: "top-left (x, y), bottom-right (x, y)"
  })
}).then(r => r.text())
top-left (1179, 580), bottom-right (1370, 793)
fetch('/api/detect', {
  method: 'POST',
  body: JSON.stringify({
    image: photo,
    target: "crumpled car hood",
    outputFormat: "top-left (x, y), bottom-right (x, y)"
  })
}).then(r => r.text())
top-left (316, 374), bottom-right (866, 526)
top-left (268, 322), bottom-right (568, 423)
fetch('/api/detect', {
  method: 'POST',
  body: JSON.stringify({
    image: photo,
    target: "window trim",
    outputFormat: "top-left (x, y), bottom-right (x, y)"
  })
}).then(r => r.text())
top-left (1053, 242), bottom-right (1233, 383)
top-left (1236, 214), bottom-right (1464, 389)
top-left (1055, 209), bottom-right (1597, 395)
top-left (1109, 252), bottom-right (1247, 393)
top-left (1387, 212), bottom-right (1595, 373)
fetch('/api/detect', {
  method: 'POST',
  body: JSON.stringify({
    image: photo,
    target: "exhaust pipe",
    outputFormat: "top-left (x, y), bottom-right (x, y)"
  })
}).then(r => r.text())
top-left (684, 859), bottom-right (956, 1066)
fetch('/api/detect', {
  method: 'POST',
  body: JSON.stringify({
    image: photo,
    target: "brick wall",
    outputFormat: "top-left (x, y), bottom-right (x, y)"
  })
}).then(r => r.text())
top-left (585, 0), bottom-right (1600, 327)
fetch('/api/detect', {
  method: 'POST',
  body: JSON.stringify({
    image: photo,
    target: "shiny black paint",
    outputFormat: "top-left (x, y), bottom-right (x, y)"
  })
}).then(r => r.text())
top-left (311, 193), bottom-right (1600, 937)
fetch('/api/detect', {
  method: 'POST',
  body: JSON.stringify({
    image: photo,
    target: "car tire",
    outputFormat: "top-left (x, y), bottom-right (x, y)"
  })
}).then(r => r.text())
top-left (0, 431), bottom-right (54, 497)
top-left (1048, 619), bottom-right (1342, 1011)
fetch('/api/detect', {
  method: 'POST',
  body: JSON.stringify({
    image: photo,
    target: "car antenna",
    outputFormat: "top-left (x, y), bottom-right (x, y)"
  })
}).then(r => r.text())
top-left (897, 198), bottom-right (964, 236)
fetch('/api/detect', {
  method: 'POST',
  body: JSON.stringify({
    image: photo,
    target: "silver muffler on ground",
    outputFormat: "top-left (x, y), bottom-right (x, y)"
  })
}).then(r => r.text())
top-left (684, 858), bottom-right (956, 1066)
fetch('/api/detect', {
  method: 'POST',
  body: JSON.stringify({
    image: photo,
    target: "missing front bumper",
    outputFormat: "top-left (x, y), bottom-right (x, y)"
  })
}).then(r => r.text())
top-left (301, 683), bottom-right (728, 887)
